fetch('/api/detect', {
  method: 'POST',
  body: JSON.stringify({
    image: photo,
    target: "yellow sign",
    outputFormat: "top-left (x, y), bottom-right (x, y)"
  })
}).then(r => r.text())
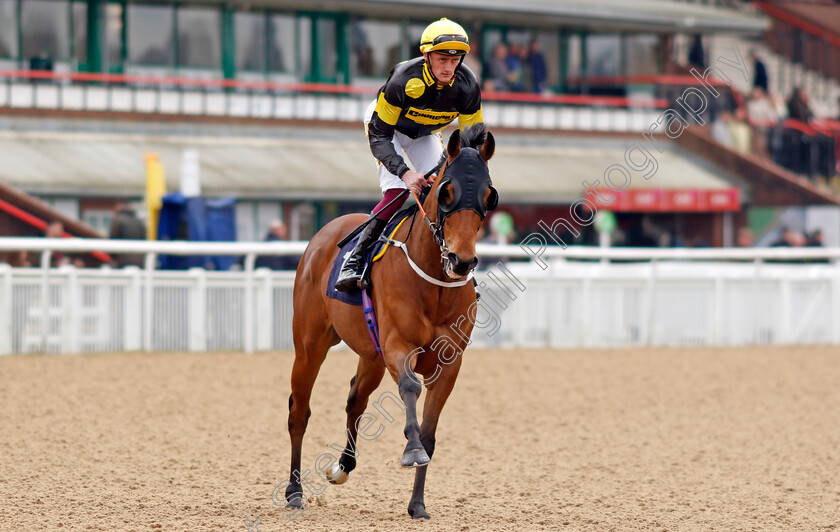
top-left (145, 153), bottom-right (166, 240)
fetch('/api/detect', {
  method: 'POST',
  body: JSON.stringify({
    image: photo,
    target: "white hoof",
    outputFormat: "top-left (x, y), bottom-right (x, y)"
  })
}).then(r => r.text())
top-left (326, 462), bottom-right (349, 485)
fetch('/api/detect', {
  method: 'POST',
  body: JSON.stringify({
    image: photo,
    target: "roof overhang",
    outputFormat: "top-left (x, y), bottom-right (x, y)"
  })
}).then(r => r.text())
top-left (229, 0), bottom-right (769, 33)
top-left (0, 129), bottom-right (744, 209)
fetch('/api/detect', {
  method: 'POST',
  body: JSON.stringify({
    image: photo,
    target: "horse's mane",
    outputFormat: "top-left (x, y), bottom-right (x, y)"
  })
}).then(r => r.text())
top-left (459, 123), bottom-right (486, 149)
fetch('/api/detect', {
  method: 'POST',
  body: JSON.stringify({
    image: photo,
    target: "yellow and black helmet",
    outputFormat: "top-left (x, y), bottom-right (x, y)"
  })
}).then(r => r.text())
top-left (419, 18), bottom-right (470, 56)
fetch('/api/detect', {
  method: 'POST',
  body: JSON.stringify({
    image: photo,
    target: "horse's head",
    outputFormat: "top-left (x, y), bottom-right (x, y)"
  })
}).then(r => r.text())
top-left (426, 123), bottom-right (498, 279)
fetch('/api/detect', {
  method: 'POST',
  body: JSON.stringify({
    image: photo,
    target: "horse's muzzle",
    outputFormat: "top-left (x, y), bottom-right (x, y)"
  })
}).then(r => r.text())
top-left (446, 252), bottom-right (478, 277)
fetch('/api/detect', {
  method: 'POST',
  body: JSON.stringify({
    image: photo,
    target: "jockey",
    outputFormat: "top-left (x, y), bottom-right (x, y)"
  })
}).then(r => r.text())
top-left (335, 18), bottom-right (484, 292)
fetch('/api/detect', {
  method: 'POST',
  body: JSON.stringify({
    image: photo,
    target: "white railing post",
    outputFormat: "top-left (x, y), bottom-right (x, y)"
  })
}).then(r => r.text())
top-left (642, 259), bottom-right (658, 346)
top-left (712, 272), bottom-right (725, 345)
top-left (244, 253), bottom-right (256, 354)
top-left (833, 265), bottom-right (840, 345)
top-left (144, 252), bottom-right (157, 353)
top-left (125, 266), bottom-right (142, 351)
top-left (0, 264), bottom-right (11, 355)
top-left (581, 270), bottom-right (592, 347)
top-left (751, 258), bottom-right (762, 345)
top-left (255, 268), bottom-right (273, 351)
top-left (779, 277), bottom-right (792, 344)
top-left (63, 266), bottom-right (80, 355)
top-left (40, 251), bottom-right (52, 353)
top-left (188, 268), bottom-right (207, 352)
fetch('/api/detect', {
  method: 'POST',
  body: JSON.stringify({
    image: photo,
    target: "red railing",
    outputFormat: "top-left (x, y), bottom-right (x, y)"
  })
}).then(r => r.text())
top-left (756, 1), bottom-right (840, 84)
top-left (756, 1), bottom-right (840, 49)
top-left (0, 198), bottom-right (111, 263)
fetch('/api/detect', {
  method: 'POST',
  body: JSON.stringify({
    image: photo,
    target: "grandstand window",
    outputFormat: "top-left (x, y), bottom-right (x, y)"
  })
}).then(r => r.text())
top-left (268, 13), bottom-right (295, 74)
top-left (350, 18), bottom-right (402, 78)
top-left (534, 31), bottom-right (560, 91)
top-left (586, 34), bottom-right (620, 77)
top-left (128, 4), bottom-right (175, 66)
top-left (480, 27), bottom-right (504, 67)
top-left (315, 17), bottom-right (338, 81)
top-left (625, 34), bottom-right (658, 76)
top-left (104, 3), bottom-right (124, 72)
top-left (21, 0), bottom-right (70, 61)
top-left (71, 1), bottom-right (87, 65)
top-left (566, 33), bottom-right (582, 80)
top-left (235, 11), bottom-right (266, 72)
top-left (296, 15), bottom-right (312, 78)
top-left (0, 0), bottom-right (17, 59)
top-left (407, 22), bottom-right (426, 57)
top-left (177, 6), bottom-right (221, 69)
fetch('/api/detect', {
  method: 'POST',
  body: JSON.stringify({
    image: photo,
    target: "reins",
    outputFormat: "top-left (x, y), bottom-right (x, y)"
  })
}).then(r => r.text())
top-left (383, 158), bottom-right (475, 288)
top-left (410, 158), bottom-right (448, 249)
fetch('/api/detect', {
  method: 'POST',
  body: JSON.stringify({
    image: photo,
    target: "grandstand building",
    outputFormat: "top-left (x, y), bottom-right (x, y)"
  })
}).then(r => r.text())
top-left (2, 0), bottom-right (839, 247)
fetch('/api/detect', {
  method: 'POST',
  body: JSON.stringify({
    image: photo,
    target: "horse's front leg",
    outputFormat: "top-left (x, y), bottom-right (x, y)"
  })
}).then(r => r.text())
top-left (408, 359), bottom-right (461, 520)
top-left (383, 337), bottom-right (430, 469)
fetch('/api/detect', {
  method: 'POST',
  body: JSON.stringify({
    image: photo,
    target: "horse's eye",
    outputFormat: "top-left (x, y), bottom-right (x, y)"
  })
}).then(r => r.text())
top-left (440, 184), bottom-right (453, 205)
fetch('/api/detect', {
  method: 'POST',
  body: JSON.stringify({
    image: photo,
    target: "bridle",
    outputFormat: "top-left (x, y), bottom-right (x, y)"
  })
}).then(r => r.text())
top-left (386, 149), bottom-right (498, 287)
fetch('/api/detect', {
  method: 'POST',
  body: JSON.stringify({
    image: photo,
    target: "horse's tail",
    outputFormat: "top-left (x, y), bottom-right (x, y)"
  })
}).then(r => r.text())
top-left (460, 122), bottom-right (486, 149)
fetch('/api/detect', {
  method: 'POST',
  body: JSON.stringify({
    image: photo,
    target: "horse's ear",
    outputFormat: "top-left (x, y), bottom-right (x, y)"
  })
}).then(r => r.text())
top-left (480, 131), bottom-right (495, 161)
top-left (447, 129), bottom-right (461, 159)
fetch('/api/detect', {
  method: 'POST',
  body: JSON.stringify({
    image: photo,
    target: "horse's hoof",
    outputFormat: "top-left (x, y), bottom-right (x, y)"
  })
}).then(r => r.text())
top-left (326, 462), bottom-right (349, 485)
top-left (400, 448), bottom-right (431, 468)
top-left (408, 502), bottom-right (431, 520)
top-left (284, 493), bottom-right (305, 509)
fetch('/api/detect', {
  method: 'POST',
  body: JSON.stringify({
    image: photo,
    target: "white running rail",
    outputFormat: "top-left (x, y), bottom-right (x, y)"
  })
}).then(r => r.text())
top-left (1, 237), bottom-right (839, 355)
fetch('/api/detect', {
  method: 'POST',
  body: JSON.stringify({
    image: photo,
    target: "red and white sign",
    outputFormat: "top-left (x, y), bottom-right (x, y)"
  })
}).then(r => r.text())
top-left (588, 188), bottom-right (740, 212)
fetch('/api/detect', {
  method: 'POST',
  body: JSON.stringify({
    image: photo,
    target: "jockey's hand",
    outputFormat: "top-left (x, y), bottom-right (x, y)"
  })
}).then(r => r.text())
top-left (402, 170), bottom-right (435, 195)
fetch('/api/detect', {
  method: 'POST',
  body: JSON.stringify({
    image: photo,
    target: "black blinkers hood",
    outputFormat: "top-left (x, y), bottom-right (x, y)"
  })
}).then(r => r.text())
top-left (435, 147), bottom-right (498, 224)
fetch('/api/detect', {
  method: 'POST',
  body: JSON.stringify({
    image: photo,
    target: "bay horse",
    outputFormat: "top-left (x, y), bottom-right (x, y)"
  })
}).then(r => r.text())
top-left (285, 124), bottom-right (497, 519)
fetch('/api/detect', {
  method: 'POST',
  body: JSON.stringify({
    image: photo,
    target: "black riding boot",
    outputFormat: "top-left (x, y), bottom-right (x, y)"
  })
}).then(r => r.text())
top-left (334, 218), bottom-right (388, 292)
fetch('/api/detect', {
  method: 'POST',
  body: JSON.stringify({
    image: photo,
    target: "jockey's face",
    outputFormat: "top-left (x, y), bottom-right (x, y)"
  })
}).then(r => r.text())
top-left (426, 52), bottom-right (462, 84)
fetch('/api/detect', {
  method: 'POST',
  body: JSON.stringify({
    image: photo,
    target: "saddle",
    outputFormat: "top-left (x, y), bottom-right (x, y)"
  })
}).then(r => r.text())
top-left (326, 205), bottom-right (417, 306)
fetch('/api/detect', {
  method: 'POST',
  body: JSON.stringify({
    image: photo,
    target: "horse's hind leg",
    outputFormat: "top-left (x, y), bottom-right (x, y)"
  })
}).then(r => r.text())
top-left (285, 328), bottom-right (335, 508)
top-left (329, 356), bottom-right (386, 483)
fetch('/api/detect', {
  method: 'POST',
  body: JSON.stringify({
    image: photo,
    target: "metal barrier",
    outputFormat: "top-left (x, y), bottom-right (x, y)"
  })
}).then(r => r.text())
top-left (1, 238), bottom-right (839, 355)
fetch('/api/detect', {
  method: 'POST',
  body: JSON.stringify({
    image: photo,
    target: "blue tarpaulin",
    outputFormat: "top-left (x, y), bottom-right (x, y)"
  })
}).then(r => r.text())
top-left (157, 193), bottom-right (237, 270)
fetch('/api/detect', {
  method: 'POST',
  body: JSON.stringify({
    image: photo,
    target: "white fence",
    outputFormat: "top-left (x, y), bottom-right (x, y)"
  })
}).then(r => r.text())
top-left (1, 237), bottom-right (839, 355)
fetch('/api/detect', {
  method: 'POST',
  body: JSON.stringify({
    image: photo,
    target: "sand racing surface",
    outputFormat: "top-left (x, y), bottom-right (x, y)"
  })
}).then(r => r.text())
top-left (2, 346), bottom-right (839, 531)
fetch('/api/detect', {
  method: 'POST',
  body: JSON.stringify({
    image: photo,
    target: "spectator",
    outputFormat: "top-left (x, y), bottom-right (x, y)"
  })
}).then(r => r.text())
top-left (746, 88), bottom-right (779, 126)
top-left (1, 251), bottom-right (32, 267)
top-left (527, 39), bottom-right (548, 94)
top-left (688, 34), bottom-right (705, 70)
top-left (751, 50), bottom-right (768, 93)
top-left (110, 203), bottom-right (146, 267)
top-left (484, 43), bottom-right (510, 92)
top-left (728, 106), bottom-right (752, 154)
top-left (255, 220), bottom-right (299, 271)
top-left (711, 110), bottom-right (733, 147)
top-left (519, 44), bottom-right (534, 93)
top-left (505, 42), bottom-right (524, 92)
top-left (736, 227), bottom-right (754, 247)
top-left (806, 229), bottom-right (823, 247)
top-left (771, 227), bottom-right (806, 247)
top-left (44, 221), bottom-right (69, 267)
top-left (746, 87), bottom-right (779, 156)
top-left (787, 87), bottom-right (814, 124)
